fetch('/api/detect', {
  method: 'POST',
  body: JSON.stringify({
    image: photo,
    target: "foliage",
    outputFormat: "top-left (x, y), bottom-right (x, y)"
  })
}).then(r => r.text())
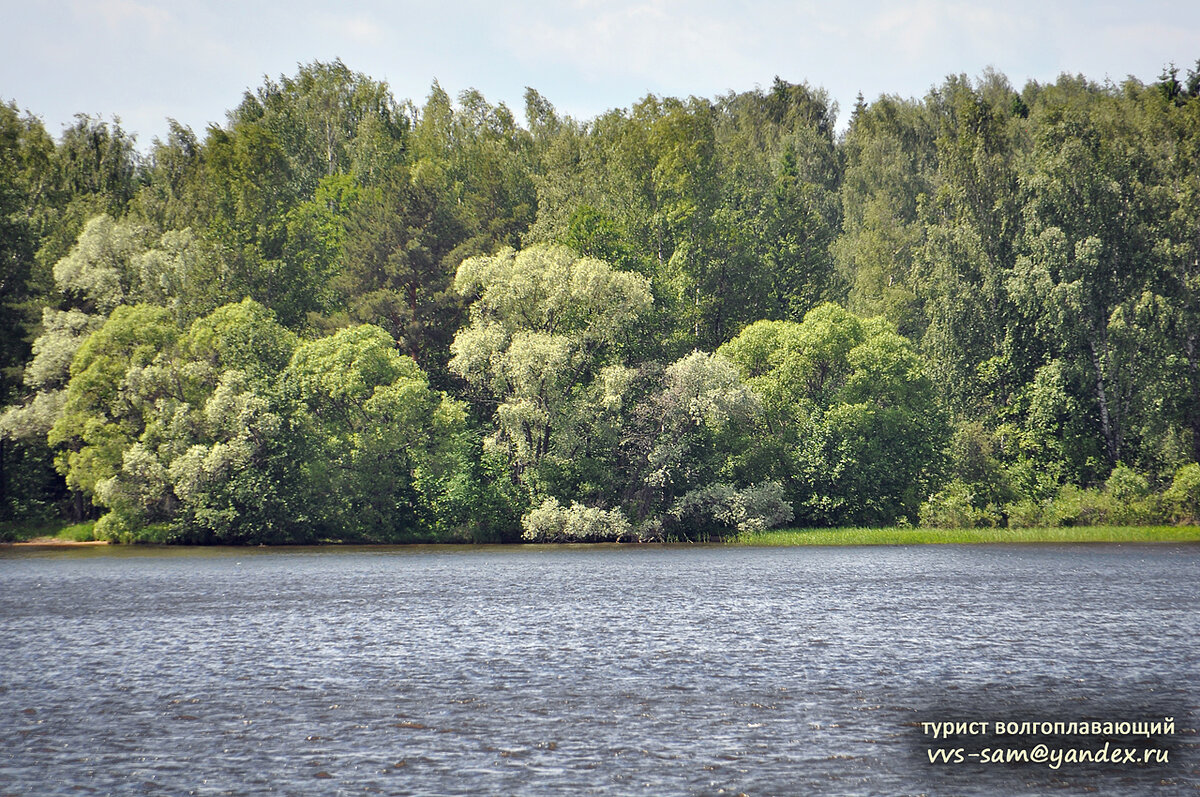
top-left (48, 303), bottom-right (179, 498)
top-left (450, 244), bottom-right (652, 491)
top-left (918, 480), bottom-right (1004, 528)
top-left (521, 497), bottom-right (635, 542)
top-left (6, 61), bottom-right (1200, 540)
top-left (670, 481), bottom-right (793, 536)
top-left (738, 525), bottom-right (1200, 546)
top-left (720, 303), bottom-right (946, 526)
top-left (1164, 463), bottom-right (1200, 524)
top-left (1004, 472), bottom-right (1163, 528)
top-left (284, 324), bottom-right (471, 541)
top-left (616, 351), bottom-right (772, 536)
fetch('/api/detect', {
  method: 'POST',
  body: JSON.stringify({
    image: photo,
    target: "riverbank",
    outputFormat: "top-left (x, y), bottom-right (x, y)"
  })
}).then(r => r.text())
top-left (5, 538), bottom-right (109, 547)
top-left (0, 520), bottom-right (98, 545)
top-left (735, 525), bottom-right (1200, 546)
top-left (5, 520), bottom-right (1198, 547)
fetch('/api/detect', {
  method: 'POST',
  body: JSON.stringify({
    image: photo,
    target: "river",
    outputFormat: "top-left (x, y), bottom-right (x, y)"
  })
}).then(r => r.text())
top-left (1, 543), bottom-right (1197, 795)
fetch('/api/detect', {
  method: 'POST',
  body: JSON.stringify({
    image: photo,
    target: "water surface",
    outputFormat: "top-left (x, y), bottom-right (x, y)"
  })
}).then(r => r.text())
top-left (1, 543), bottom-right (1197, 795)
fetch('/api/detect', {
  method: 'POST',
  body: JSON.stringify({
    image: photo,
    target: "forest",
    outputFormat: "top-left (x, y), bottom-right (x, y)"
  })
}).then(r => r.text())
top-left (1, 59), bottom-right (1199, 543)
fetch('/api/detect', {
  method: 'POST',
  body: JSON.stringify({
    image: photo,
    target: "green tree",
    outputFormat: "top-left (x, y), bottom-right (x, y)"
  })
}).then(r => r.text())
top-left (834, 94), bottom-right (938, 335)
top-left (1010, 76), bottom-right (1161, 472)
top-left (407, 82), bottom-right (538, 258)
top-left (0, 101), bottom-right (59, 522)
top-left (51, 214), bottom-right (150, 314)
top-left (337, 164), bottom-right (465, 378)
top-left (449, 244), bottom-right (652, 511)
top-left (130, 120), bottom-right (203, 234)
top-left (228, 59), bottom-right (407, 199)
top-left (85, 300), bottom-right (299, 541)
top-left (284, 324), bottom-right (469, 541)
top-left (48, 304), bottom-right (179, 511)
top-left (34, 115), bottom-right (143, 282)
top-left (0, 102), bottom-right (55, 401)
top-left (157, 368), bottom-right (294, 542)
top-left (711, 78), bottom-right (842, 325)
top-left (1151, 80), bottom-right (1200, 465)
top-left (917, 72), bottom-right (1028, 418)
top-left (612, 351), bottom-right (781, 537)
top-left (720, 303), bottom-right (945, 525)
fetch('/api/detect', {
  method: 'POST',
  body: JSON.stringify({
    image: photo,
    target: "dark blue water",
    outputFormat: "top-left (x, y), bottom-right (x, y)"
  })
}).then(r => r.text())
top-left (1, 543), bottom-right (1197, 795)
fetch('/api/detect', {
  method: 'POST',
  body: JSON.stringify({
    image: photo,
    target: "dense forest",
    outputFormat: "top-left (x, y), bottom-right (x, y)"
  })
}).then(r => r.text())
top-left (2, 60), bottom-right (1199, 543)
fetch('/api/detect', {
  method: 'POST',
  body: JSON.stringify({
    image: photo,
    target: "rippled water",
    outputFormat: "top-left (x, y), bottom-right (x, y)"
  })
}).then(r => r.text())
top-left (1, 543), bottom-right (1197, 795)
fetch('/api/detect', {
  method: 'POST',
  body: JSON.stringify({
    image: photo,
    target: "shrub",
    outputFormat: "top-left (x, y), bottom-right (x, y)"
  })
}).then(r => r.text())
top-left (1004, 498), bottom-right (1045, 528)
top-left (1104, 464), bottom-right (1149, 502)
top-left (670, 481), bottom-right (793, 536)
top-left (521, 498), bottom-right (634, 542)
top-left (1043, 484), bottom-right (1119, 527)
top-left (918, 480), bottom-right (1002, 528)
top-left (1005, 472), bottom-right (1164, 528)
top-left (1164, 463), bottom-right (1200, 524)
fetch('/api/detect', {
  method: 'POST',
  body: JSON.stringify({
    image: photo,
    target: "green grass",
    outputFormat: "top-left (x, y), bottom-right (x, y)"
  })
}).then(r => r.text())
top-left (0, 519), bottom-right (98, 543)
top-left (7, 518), bottom-right (1198, 547)
top-left (53, 521), bottom-right (99, 542)
top-left (735, 525), bottom-right (1200, 546)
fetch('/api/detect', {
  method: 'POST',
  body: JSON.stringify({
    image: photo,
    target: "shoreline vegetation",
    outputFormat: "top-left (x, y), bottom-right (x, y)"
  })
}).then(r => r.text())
top-left (734, 525), bottom-right (1200, 546)
top-left (3, 521), bottom-right (1198, 548)
top-left (4, 61), bottom-right (1200, 545)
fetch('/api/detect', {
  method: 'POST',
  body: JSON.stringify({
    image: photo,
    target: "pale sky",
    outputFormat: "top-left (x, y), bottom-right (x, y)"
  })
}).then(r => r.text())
top-left (3, 0), bottom-right (1199, 146)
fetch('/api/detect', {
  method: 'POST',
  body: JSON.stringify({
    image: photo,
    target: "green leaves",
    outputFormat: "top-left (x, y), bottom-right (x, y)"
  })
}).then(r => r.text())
top-left (450, 244), bottom-right (652, 492)
top-left (36, 296), bottom-right (469, 542)
top-left (521, 497), bottom-right (634, 542)
top-left (721, 303), bottom-right (944, 526)
top-left (454, 244), bottom-right (653, 342)
top-left (9, 62), bottom-right (1200, 536)
top-left (48, 304), bottom-right (178, 496)
top-left (284, 324), bottom-right (470, 541)
top-left (287, 324), bottom-right (422, 414)
top-left (182, 298), bottom-right (298, 385)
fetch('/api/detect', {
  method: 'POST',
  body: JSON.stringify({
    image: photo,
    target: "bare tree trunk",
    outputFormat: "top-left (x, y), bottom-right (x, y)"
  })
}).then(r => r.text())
top-left (1088, 337), bottom-right (1118, 466)
top-left (1187, 330), bottom-right (1200, 463)
top-left (72, 489), bottom-right (86, 522)
top-left (0, 439), bottom-right (6, 516)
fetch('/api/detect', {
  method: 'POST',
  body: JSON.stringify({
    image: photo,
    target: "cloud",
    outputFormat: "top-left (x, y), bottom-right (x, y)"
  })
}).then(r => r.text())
top-left (71, 0), bottom-right (172, 37)
top-left (865, 0), bottom-right (939, 60)
top-left (314, 12), bottom-right (388, 47)
top-left (860, 0), bottom-right (1034, 71)
top-left (9, 0), bottom-right (1200, 147)
top-left (501, 1), bottom-right (760, 89)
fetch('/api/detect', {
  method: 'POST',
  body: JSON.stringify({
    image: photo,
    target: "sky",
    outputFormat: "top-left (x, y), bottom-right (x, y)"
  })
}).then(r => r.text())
top-left (3, 0), bottom-right (1200, 147)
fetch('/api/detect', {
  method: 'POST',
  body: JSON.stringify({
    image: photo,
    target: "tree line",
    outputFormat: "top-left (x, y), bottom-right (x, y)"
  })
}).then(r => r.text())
top-left (2, 59), bottom-right (1199, 542)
